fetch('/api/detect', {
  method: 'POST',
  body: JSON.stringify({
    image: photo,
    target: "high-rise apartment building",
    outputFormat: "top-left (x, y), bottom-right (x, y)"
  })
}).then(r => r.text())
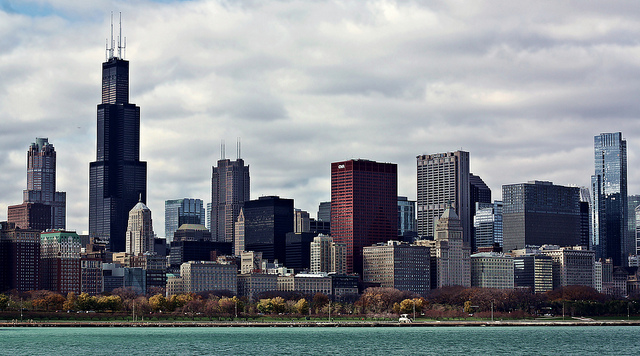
top-left (8, 138), bottom-right (66, 231)
top-left (591, 132), bottom-right (628, 266)
top-left (502, 181), bottom-right (580, 253)
top-left (89, 27), bottom-right (147, 252)
top-left (125, 200), bottom-right (154, 255)
top-left (211, 158), bottom-right (250, 244)
top-left (331, 159), bottom-right (397, 275)
top-left (310, 234), bottom-right (346, 274)
top-left (417, 151), bottom-right (470, 245)
top-left (165, 198), bottom-right (205, 243)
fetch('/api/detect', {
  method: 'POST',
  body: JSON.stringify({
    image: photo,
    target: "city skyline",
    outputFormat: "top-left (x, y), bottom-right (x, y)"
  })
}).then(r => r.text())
top-left (4, 2), bottom-right (640, 234)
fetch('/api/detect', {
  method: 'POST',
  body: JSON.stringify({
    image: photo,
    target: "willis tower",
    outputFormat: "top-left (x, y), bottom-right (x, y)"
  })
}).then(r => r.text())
top-left (89, 15), bottom-right (147, 252)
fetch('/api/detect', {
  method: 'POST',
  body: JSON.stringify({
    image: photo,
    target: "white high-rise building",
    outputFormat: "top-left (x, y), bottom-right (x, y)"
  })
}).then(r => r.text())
top-left (125, 200), bottom-right (154, 255)
top-left (433, 206), bottom-right (471, 288)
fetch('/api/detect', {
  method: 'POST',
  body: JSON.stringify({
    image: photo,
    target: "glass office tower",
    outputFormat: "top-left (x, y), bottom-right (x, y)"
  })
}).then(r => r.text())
top-left (89, 39), bottom-right (147, 252)
top-left (591, 132), bottom-right (627, 266)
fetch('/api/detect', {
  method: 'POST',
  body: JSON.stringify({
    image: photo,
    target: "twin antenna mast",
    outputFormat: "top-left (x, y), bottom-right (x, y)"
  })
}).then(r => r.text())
top-left (106, 12), bottom-right (126, 61)
top-left (220, 138), bottom-right (242, 160)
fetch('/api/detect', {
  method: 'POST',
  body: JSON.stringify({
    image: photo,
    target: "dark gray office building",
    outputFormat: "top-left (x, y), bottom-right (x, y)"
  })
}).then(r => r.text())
top-left (502, 181), bottom-right (580, 252)
top-left (243, 196), bottom-right (294, 264)
top-left (89, 41), bottom-right (147, 252)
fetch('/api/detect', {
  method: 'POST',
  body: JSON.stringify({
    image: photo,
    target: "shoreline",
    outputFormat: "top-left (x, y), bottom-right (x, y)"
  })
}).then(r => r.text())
top-left (2, 320), bottom-right (640, 327)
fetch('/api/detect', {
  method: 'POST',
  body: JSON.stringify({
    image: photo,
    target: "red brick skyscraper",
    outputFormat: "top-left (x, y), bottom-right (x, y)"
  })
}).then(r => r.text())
top-left (331, 159), bottom-right (397, 275)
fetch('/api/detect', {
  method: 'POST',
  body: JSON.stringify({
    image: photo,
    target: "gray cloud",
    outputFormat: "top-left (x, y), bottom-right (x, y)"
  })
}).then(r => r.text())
top-left (2, 0), bottom-right (640, 235)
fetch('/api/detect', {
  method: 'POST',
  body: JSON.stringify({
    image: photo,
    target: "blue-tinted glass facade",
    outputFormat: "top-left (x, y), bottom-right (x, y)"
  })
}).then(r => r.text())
top-left (592, 132), bottom-right (627, 266)
top-left (165, 198), bottom-right (205, 243)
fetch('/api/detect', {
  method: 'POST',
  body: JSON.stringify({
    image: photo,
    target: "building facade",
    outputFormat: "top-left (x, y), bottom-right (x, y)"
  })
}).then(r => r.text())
top-left (9, 138), bottom-right (66, 231)
top-left (470, 252), bottom-right (514, 289)
top-left (180, 261), bottom-right (237, 294)
top-left (362, 241), bottom-right (431, 295)
top-left (211, 158), bottom-right (250, 244)
top-left (513, 253), bottom-right (554, 293)
top-left (165, 198), bottom-right (205, 243)
top-left (502, 181), bottom-right (581, 253)
top-left (398, 196), bottom-right (417, 242)
top-left (40, 230), bottom-right (81, 295)
top-left (540, 245), bottom-right (595, 290)
top-left (473, 201), bottom-right (503, 250)
top-left (433, 207), bottom-right (471, 288)
top-left (591, 132), bottom-right (628, 266)
top-left (0, 224), bottom-right (41, 293)
top-left (89, 44), bottom-right (147, 252)
top-left (242, 196), bottom-right (294, 264)
top-left (416, 151), bottom-right (471, 245)
top-left (310, 234), bottom-right (346, 275)
top-left (125, 200), bottom-right (154, 255)
top-left (331, 159), bottom-right (397, 275)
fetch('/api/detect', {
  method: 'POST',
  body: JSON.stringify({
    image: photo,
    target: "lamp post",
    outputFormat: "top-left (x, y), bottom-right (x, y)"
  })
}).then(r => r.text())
top-left (491, 300), bottom-right (494, 322)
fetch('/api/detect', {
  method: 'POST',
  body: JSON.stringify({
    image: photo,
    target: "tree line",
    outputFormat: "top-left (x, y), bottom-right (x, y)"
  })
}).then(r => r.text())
top-left (1, 285), bottom-right (639, 319)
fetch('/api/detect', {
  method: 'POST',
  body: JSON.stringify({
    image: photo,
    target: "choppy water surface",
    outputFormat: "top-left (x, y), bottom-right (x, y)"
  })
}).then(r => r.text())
top-left (1, 326), bottom-right (639, 355)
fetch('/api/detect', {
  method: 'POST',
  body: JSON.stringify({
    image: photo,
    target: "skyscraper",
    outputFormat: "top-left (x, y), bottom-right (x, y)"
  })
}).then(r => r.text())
top-left (433, 206), bottom-right (471, 288)
top-left (89, 23), bottom-right (147, 252)
top-left (211, 158), bottom-right (250, 244)
top-left (502, 181), bottom-right (580, 252)
top-left (125, 200), bottom-right (154, 255)
top-left (8, 138), bottom-right (66, 231)
top-left (165, 198), bottom-right (205, 243)
top-left (242, 196), bottom-right (294, 264)
top-left (473, 200), bottom-right (503, 249)
top-left (331, 159), bottom-right (397, 275)
top-left (592, 132), bottom-right (628, 266)
top-left (417, 151), bottom-right (471, 245)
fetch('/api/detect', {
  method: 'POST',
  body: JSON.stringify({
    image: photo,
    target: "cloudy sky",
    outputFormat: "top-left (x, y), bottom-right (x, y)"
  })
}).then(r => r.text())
top-left (2, 0), bottom-right (640, 236)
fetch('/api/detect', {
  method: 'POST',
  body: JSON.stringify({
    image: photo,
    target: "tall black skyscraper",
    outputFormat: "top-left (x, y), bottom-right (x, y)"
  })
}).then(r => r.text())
top-left (89, 20), bottom-right (147, 252)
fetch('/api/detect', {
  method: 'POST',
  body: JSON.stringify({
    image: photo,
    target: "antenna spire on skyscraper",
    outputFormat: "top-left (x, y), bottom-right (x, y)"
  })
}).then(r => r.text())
top-left (106, 12), bottom-right (126, 60)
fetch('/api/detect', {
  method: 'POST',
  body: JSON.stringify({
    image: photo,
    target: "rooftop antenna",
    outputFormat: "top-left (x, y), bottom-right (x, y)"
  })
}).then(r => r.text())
top-left (221, 140), bottom-right (226, 160)
top-left (117, 12), bottom-right (126, 59)
top-left (109, 12), bottom-right (114, 59)
top-left (237, 137), bottom-right (241, 159)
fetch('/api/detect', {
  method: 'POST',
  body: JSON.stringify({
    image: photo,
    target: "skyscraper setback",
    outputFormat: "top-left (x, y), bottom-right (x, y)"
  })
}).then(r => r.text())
top-left (8, 138), bottom-right (66, 231)
top-left (331, 159), bottom-right (397, 275)
top-left (592, 132), bottom-right (628, 266)
top-left (89, 22), bottom-right (147, 252)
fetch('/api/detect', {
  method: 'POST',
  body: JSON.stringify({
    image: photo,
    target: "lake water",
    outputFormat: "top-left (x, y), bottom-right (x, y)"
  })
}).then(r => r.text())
top-left (1, 326), bottom-right (639, 355)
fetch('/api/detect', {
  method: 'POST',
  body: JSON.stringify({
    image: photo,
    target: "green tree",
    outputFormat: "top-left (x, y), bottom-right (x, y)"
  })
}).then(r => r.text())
top-left (149, 294), bottom-right (167, 312)
top-left (0, 294), bottom-right (10, 311)
top-left (295, 298), bottom-right (309, 315)
top-left (257, 299), bottom-right (273, 314)
top-left (63, 292), bottom-right (77, 311)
